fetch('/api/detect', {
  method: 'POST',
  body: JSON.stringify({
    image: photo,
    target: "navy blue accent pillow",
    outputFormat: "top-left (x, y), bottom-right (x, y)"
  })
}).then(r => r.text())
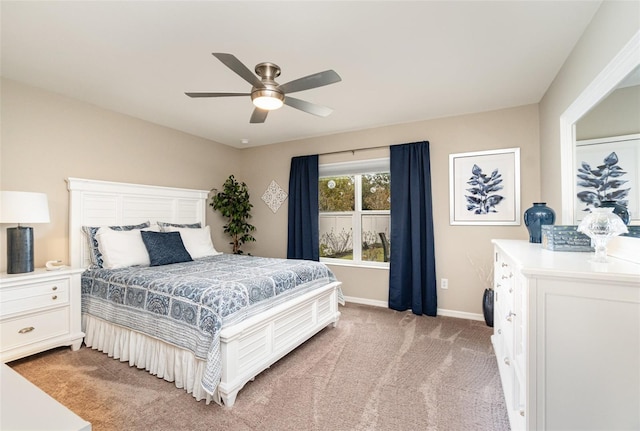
top-left (140, 231), bottom-right (193, 266)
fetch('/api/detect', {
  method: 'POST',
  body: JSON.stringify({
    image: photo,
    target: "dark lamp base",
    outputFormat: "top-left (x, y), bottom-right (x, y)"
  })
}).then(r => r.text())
top-left (7, 226), bottom-right (34, 274)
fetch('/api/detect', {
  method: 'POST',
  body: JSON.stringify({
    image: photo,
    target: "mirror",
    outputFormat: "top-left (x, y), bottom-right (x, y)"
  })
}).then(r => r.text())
top-left (560, 34), bottom-right (640, 225)
top-left (573, 67), bottom-right (640, 224)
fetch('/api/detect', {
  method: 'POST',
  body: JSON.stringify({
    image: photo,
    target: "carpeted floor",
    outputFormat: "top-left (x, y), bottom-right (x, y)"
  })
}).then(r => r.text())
top-left (7, 303), bottom-right (510, 431)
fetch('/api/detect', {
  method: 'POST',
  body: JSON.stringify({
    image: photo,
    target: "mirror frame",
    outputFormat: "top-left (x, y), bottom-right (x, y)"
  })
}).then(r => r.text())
top-left (560, 30), bottom-right (640, 224)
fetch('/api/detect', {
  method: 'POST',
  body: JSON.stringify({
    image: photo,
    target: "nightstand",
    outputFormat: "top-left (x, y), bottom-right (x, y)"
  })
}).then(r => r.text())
top-left (0, 267), bottom-right (85, 362)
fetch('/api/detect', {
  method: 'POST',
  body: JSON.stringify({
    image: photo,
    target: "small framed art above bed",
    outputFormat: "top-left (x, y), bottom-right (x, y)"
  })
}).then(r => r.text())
top-left (67, 178), bottom-right (343, 407)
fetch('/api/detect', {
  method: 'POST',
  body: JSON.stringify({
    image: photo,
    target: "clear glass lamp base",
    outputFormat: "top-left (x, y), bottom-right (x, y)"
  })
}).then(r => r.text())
top-left (591, 241), bottom-right (611, 263)
top-left (577, 207), bottom-right (629, 264)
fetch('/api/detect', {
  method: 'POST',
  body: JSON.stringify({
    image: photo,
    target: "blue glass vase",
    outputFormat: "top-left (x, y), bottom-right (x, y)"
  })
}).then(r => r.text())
top-left (600, 200), bottom-right (630, 225)
top-left (524, 202), bottom-right (555, 243)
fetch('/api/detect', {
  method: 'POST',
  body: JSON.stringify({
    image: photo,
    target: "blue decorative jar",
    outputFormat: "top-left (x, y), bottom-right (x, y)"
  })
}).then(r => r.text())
top-left (524, 202), bottom-right (556, 243)
top-left (600, 200), bottom-right (630, 225)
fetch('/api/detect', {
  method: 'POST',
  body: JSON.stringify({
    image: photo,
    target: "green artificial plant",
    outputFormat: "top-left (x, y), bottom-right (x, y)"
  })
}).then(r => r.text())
top-left (210, 175), bottom-right (256, 254)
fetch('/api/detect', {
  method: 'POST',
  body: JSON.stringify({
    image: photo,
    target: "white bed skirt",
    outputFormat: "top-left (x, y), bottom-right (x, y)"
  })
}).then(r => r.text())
top-left (82, 314), bottom-right (216, 404)
top-left (82, 280), bottom-right (342, 407)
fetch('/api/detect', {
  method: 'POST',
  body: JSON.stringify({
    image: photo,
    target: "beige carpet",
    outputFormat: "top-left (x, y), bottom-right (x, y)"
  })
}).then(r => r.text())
top-left (8, 303), bottom-right (510, 431)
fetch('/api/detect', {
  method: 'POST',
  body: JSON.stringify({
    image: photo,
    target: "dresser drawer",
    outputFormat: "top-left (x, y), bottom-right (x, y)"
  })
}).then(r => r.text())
top-left (0, 307), bottom-right (70, 352)
top-left (496, 260), bottom-right (515, 304)
top-left (0, 278), bottom-right (69, 316)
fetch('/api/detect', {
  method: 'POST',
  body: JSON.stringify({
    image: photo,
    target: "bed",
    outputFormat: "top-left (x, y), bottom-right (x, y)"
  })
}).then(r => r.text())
top-left (67, 177), bottom-right (342, 407)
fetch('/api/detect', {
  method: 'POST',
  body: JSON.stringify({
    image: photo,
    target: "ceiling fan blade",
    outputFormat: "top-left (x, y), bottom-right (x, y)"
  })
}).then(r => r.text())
top-left (250, 108), bottom-right (268, 124)
top-left (212, 53), bottom-right (265, 89)
top-left (185, 92), bottom-right (250, 98)
top-left (278, 70), bottom-right (341, 94)
top-left (284, 96), bottom-right (333, 117)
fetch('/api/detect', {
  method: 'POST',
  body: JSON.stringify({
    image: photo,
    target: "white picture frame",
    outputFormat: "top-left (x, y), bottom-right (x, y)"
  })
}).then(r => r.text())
top-left (449, 148), bottom-right (521, 225)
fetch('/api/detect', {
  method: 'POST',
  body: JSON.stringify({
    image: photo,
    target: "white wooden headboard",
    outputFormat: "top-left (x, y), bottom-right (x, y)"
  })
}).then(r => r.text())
top-left (67, 177), bottom-right (208, 269)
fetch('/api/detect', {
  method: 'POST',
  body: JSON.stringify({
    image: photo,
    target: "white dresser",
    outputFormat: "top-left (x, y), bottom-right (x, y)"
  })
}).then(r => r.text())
top-left (492, 239), bottom-right (640, 431)
top-left (1, 363), bottom-right (91, 430)
top-left (0, 267), bottom-right (85, 362)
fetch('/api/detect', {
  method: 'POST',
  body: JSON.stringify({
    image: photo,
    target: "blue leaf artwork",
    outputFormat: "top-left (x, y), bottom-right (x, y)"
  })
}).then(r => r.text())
top-left (465, 164), bottom-right (505, 214)
top-left (576, 151), bottom-right (630, 211)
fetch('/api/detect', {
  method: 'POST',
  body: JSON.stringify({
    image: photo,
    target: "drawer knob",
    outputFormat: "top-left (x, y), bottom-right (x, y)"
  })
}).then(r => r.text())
top-left (52, 295), bottom-right (58, 300)
top-left (52, 286), bottom-right (58, 291)
top-left (497, 329), bottom-right (502, 335)
top-left (508, 288), bottom-right (513, 293)
top-left (501, 263), bottom-right (508, 268)
top-left (18, 327), bottom-right (35, 334)
top-left (519, 410), bottom-right (525, 417)
top-left (504, 357), bottom-right (511, 366)
top-left (506, 311), bottom-right (516, 322)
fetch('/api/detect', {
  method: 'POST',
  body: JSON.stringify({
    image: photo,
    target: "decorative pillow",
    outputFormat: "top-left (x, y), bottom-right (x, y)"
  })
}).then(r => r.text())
top-left (157, 221), bottom-right (201, 232)
top-left (96, 227), bottom-right (150, 269)
top-left (140, 231), bottom-right (193, 266)
top-left (166, 225), bottom-right (222, 258)
top-left (82, 221), bottom-right (150, 268)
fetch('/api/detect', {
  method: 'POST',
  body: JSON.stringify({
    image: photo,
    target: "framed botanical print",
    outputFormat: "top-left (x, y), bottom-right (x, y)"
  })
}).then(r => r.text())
top-left (449, 148), bottom-right (521, 225)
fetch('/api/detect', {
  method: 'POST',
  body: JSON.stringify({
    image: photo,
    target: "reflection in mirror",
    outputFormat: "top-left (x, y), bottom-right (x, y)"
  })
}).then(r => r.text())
top-left (574, 134), bottom-right (639, 224)
top-left (574, 68), bottom-right (640, 225)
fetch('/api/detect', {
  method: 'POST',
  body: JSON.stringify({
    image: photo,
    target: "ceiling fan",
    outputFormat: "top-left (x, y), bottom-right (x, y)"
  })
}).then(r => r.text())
top-left (186, 53), bottom-right (342, 124)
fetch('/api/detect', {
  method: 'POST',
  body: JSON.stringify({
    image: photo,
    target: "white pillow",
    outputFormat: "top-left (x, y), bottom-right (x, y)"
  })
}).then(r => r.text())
top-left (96, 227), bottom-right (150, 269)
top-left (167, 225), bottom-right (221, 258)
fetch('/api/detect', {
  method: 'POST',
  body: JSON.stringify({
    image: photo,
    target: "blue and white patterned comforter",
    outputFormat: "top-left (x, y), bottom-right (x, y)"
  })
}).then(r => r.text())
top-left (81, 254), bottom-right (338, 395)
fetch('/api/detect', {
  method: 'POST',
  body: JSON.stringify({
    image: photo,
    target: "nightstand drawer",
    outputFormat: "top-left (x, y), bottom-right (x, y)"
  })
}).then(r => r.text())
top-left (0, 278), bottom-right (70, 316)
top-left (0, 307), bottom-right (70, 352)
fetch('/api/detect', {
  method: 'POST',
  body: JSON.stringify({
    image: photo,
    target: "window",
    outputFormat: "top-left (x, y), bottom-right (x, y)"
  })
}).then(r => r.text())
top-left (319, 159), bottom-right (390, 266)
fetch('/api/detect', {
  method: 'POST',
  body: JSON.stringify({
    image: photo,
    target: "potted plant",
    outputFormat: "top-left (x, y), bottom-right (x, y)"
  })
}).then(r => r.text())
top-left (210, 175), bottom-right (256, 254)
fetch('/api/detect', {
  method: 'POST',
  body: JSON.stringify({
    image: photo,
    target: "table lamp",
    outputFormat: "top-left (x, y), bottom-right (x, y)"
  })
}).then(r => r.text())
top-left (0, 191), bottom-right (51, 273)
top-left (577, 207), bottom-right (628, 263)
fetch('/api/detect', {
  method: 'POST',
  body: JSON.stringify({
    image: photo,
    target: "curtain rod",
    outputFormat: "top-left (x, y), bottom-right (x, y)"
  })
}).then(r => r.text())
top-left (318, 144), bottom-right (390, 157)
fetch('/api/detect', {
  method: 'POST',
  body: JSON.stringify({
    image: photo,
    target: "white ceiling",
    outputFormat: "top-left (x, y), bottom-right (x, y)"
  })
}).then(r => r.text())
top-left (1, 1), bottom-right (602, 149)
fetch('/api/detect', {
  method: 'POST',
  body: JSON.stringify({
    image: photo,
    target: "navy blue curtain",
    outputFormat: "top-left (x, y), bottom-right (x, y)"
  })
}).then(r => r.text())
top-left (389, 141), bottom-right (437, 316)
top-left (287, 155), bottom-right (320, 261)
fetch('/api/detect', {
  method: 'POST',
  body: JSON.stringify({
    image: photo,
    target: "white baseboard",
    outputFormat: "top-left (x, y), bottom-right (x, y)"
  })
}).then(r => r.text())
top-left (343, 296), bottom-right (387, 308)
top-left (437, 308), bottom-right (484, 322)
top-left (343, 296), bottom-right (484, 322)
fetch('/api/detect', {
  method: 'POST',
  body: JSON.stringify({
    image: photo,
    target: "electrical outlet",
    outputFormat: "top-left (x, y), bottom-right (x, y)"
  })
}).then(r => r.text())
top-left (441, 278), bottom-right (449, 289)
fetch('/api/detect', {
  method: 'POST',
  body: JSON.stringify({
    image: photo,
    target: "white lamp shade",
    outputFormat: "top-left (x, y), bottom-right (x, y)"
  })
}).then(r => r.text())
top-left (0, 191), bottom-right (51, 224)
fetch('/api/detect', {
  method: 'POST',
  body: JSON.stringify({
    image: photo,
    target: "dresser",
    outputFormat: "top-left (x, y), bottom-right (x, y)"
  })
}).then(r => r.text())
top-left (1, 363), bottom-right (91, 430)
top-left (0, 267), bottom-right (85, 362)
top-left (491, 239), bottom-right (640, 431)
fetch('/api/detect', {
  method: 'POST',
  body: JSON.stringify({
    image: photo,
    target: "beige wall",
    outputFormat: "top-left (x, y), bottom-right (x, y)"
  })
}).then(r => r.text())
top-left (0, 78), bottom-right (241, 270)
top-left (539, 1), bottom-right (640, 218)
top-left (240, 104), bottom-right (540, 315)
top-left (576, 85), bottom-right (640, 140)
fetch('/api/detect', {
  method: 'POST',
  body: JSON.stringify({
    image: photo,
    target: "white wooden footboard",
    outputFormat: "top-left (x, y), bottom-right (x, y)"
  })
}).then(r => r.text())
top-left (218, 280), bottom-right (341, 407)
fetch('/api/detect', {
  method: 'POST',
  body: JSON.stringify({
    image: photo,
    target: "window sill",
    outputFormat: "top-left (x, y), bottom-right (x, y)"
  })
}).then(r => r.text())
top-left (322, 260), bottom-right (389, 270)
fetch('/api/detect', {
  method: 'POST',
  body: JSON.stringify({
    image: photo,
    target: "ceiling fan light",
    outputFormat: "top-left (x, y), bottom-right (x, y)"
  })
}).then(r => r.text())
top-left (251, 89), bottom-right (284, 110)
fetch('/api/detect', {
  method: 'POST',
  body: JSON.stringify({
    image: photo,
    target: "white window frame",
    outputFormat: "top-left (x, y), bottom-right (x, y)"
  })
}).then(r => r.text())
top-left (319, 158), bottom-right (390, 268)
